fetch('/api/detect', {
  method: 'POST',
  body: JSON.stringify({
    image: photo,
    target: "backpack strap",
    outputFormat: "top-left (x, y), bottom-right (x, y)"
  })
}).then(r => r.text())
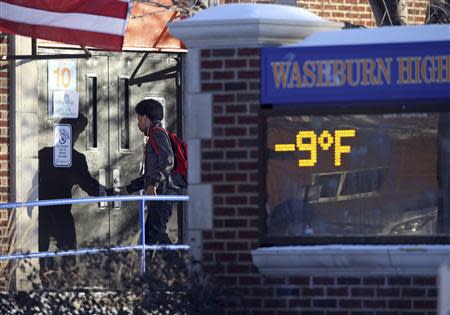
top-left (146, 126), bottom-right (168, 155)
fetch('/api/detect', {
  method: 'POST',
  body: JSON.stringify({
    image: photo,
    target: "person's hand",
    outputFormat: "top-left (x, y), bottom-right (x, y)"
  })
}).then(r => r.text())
top-left (117, 186), bottom-right (128, 195)
top-left (146, 185), bottom-right (157, 195)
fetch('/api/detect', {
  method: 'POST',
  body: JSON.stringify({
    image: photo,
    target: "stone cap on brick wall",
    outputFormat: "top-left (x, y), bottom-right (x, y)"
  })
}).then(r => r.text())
top-left (252, 245), bottom-right (450, 275)
top-left (168, 3), bottom-right (343, 49)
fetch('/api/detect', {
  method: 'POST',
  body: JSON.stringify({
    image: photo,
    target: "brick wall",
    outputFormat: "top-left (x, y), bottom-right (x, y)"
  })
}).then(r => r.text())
top-left (199, 44), bottom-right (438, 313)
top-left (0, 35), bottom-right (9, 290)
top-left (222, 0), bottom-right (429, 27)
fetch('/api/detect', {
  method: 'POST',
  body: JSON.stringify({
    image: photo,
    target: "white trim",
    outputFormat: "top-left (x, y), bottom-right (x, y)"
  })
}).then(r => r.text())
top-left (252, 245), bottom-right (450, 275)
top-left (1, 2), bottom-right (126, 35)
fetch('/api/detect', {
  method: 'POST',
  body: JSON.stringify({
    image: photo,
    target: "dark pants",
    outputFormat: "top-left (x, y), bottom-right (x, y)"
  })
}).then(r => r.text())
top-left (145, 200), bottom-right (174, 244)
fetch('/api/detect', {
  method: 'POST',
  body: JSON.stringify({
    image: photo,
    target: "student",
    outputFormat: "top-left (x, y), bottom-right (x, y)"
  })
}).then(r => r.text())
top-left (119, 99), bottom-right (176, 245)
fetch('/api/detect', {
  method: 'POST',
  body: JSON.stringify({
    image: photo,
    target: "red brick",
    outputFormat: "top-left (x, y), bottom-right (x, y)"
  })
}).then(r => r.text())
top-left (201, 60), bottom-right (222, 69)
top-left (363, 300), bottom-right (386, 308)
top-left (201, 173), bottom-right (224, 182)
top-left (413, 300), bottom-right (436, 309)
top-left (241, 298), bottom-right (262, 308)
top-left (212, 49), bottom-right (235, 57)
top-left (202, 83), bottom-right (223, 91)
top-left (213, 185), bottom-right (235, 194)
top-left (377, 288), bottom-right (400, 297)
top-left (238, 184), bottom-right (258, 193)
top-left (303, 288), bottom-right (324, 296)
top-left (214, 207), bottom-right (236, 216)
top-left (238, 48), bottom-right (259, 56)
top-left (226, 151), bottom-right (248, 159)
top-left (224, 219), bottom-right (248, 228)
top-left (238, 230), bottom-right (259, 239)
top-left (388, 300), bottom-right (411, 309)
top-left (363, 277), bottom-right (385, 285)
top-left (289, 299), bottom-right (311, 308)
top-left (225, 105), bottom-right (247, 113)
top-left (214, 139), bottom-right (236, 148)
top-left (225, 127), bottom-right (246, 136)
top-left (339, 299), bottom-right (361, 308)
top-left (238, 116), bottom-right (259, 124)
top-left (238, 253), bottom-right (252, 262)
top-left (201, 49), bottom-right (211, 58)
top-left (238, 71), bottom-right (259, 79)
top-left (214, 230), bottom-right (236, 239)
top-left (239, 276), bottom-right (261, 285)
top-left (327, 287), bottom-right (348, 297)
top-left (203, 231), bottom-right (213, 240)
top-left (202, 151), bottom-right (224, 160)
top-left (203, 241), bottom-right (225, 251)
top-left (213, 71), bottom-right (235, 80)
top-left (239, 162), bottom-right (258, 170)
top-left (351, 288), bottom-right (374, 297)
top-left (227, 264), bottom-right (250, 273)
top-left (263, 276), bottom-right (286, 285)
top-left (216, 276), bottom-right (237, 286)
top-left (402, 288), bottom-right (426, 297)
top-left (225, 59), bottom-right (247, 68)
top-left (264, 299), bottom-right (286, 308)
top-left (252, 287), bottom-right (274, 297)
top-left (214, 116), bottom-right (235, 124)
top-left (413, 276), bottom-right (436, 286)
top-left (216, 253), bottom-right (237, 262)
top-left (224, 82), bottom-right (246, 91)
top-left (237, 208), bottom-right (258, 217)
top-left (225, 173), bottom-right (247, 181)
top-left (225, 196), bottom-right (248, 205)
top-left (213, 94), bottom-right (235, 103)
top-left (213, 104), bottom-right (223, 114)
top-left (226, 242), bottom-right (249, 251)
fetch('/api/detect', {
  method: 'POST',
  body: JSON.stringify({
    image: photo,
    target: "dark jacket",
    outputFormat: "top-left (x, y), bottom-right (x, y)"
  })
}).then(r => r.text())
top-left (126, 123), bottom-right (174, 194)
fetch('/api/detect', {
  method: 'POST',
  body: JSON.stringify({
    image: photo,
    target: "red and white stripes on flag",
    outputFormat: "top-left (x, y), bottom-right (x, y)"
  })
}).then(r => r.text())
top-left (0, 0), bottom-right (130, 51)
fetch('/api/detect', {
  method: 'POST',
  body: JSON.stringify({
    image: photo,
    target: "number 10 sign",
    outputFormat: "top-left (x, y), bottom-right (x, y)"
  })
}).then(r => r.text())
top-left (48, 60), bottom-right (78, 118)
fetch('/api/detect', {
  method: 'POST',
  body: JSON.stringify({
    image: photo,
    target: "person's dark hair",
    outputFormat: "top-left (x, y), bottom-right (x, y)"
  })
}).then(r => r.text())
top-left (135, 99), bottom-right (164, 122)
top-left (59, 113), bottom-right (88, 137)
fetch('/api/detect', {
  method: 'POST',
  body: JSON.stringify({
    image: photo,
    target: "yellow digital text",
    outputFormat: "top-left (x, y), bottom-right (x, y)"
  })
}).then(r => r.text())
top-left (274, 129), bottom-right (356, 167)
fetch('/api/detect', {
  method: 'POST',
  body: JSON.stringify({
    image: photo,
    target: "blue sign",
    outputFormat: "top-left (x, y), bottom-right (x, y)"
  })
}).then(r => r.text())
top-left (261, 41), bottom-right (450, 105)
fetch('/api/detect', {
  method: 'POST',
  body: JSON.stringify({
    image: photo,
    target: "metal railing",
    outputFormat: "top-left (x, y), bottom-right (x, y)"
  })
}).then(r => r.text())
top-left (0, 195), bottom-right (190, 274)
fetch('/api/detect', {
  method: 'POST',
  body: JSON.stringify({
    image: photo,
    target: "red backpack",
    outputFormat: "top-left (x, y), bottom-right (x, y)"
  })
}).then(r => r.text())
top-left (147, 126), bottom-right (188, 186)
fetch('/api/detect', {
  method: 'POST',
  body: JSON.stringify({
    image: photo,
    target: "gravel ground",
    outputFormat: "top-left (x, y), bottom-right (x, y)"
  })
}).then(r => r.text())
top-left (0, 291), bottom-right (139, 315)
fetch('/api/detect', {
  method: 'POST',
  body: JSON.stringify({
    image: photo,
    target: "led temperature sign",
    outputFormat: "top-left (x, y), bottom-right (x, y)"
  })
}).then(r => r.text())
top-left (274, 129), bottom-right (356, 167)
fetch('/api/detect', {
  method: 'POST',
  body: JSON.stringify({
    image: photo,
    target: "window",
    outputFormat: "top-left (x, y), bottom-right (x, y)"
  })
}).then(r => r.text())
top-left (311, 167), bottom-right (385, 202)
top-left (263, 111), bottom-right (448, 243)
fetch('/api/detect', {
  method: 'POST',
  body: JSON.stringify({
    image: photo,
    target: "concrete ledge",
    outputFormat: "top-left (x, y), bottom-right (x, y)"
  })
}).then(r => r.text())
top-left (252, 245), bottom-right (450, 275)
top-left (169, 4), bottom-right (343, 48)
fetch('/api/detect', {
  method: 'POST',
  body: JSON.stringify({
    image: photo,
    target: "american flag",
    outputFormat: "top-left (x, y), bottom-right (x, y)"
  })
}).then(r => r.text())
top-left (0, 0), bottom-right (130, 51)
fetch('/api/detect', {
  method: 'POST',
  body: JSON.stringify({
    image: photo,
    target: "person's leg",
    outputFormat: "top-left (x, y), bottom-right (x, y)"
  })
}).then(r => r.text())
top-left (145, 200), bottom-right (173, 244)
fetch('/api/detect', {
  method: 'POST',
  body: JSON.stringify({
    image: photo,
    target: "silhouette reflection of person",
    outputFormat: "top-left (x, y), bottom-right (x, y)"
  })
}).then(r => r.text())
top-left (38, 114), bottom-right (104, 277)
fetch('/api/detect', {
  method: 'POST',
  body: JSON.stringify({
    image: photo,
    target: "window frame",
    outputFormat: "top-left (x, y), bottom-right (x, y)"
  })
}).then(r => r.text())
top-left (259, 103), bottom-right (450, 247)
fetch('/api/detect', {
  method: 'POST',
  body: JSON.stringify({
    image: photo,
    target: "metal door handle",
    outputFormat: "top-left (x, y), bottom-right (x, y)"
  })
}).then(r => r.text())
top-left (98, 169), bottom-right (106, 209)
top-left (113, 169), bottom-right (121, 209)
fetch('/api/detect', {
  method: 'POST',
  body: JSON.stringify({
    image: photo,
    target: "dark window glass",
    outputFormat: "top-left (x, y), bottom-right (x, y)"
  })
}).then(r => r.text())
top-left (340, 169), bottom-right (383, 196)
top-left (119, 78), bottom-right (130, 150)
top-left (265, 113), bottom-right (443, 238)
top-left (87, 76), bottom-right (97, 148)
top-left (314, 174), bottom-right (341, 198)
